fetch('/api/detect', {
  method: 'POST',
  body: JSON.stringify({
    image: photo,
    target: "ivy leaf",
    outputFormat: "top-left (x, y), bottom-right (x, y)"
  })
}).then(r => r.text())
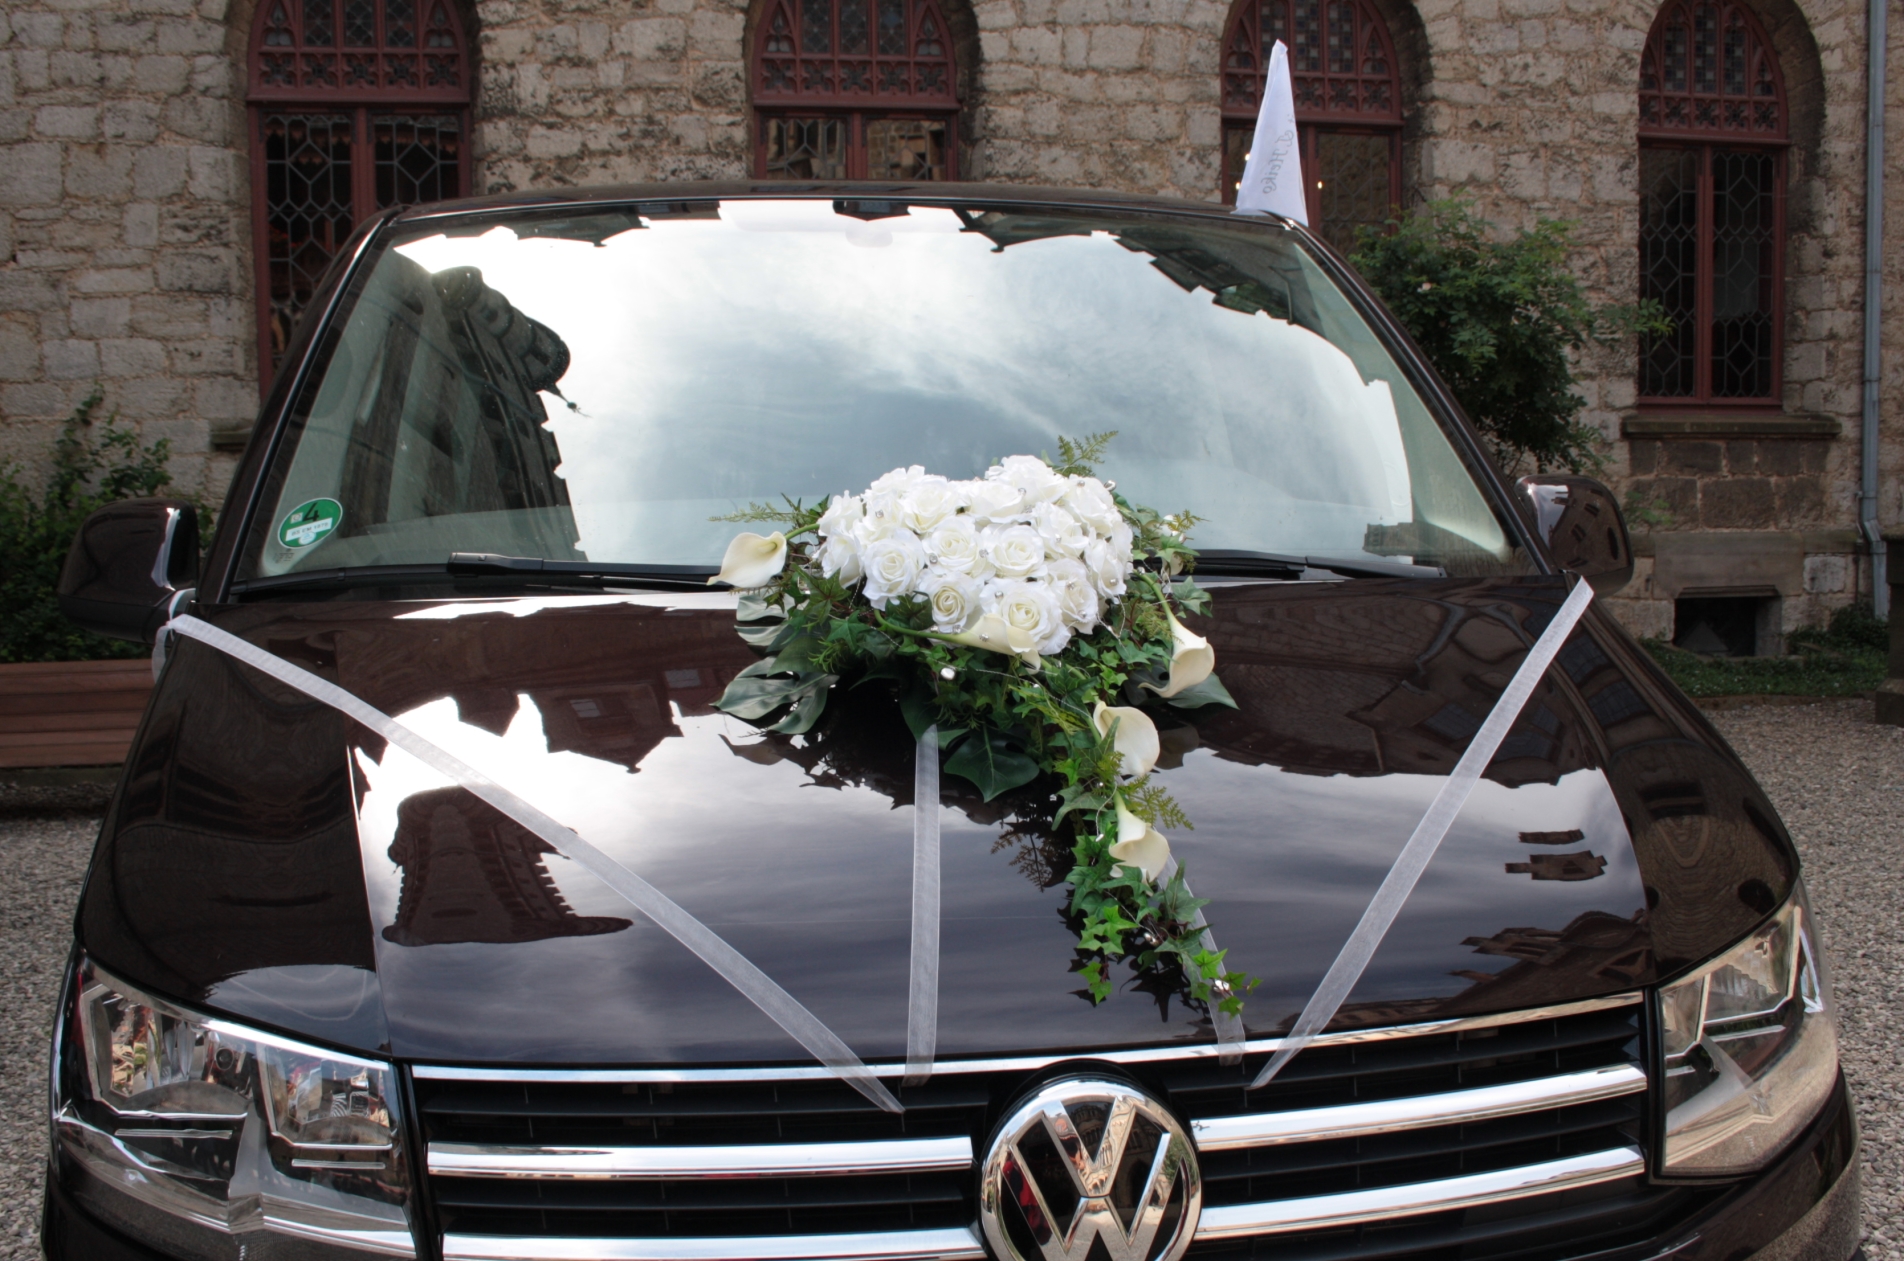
top-left (942, 728), bottom-right (1041, 801)
top-left (736, 591), bottom-right (784, 623)
top-left (737, 619), bottom-right (800, 650)
top-left (714, 673), bottom-right (808, 719)
top-left (1171, 578), bottom-right (1213, 616)
top-left (1163, 673), bottom-right (1238, 710)
top-left (768, 678), bottom-right (836, 734)
top-left (898, 688), bottom-right (967, 748)
top-left (767, 635), bottom-right (829, 674)
top-left (1054, 781), bottom-right (1110, 825)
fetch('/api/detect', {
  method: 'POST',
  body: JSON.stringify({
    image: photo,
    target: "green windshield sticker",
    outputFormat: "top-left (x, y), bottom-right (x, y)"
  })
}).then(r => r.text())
top-left (279, 498), bottom-right (342, 550)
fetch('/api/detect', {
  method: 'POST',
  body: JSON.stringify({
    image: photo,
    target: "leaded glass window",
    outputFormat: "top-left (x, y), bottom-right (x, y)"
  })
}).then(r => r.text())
top-left (1219, 0), bottom-right (1403, 251)
top-left (248, 0), bottom-right (470, 375)
top-left (752, 0), bottom-right (961, 179)
top-left (1637, 0), bottom-right (1786, 403)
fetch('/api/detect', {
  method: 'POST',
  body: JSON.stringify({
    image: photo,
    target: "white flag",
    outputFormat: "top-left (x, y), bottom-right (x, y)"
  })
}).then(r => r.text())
top-left (1234, 40), bottom-right (1308, 224)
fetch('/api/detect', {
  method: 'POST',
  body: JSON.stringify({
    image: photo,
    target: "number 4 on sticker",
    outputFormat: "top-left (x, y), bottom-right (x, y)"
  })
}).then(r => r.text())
top-left (278, 498), bottom-right (342, 550)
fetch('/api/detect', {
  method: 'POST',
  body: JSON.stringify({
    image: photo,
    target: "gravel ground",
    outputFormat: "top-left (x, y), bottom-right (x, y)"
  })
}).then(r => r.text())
top-left (0, 699), bottom-right (1897, 1257)
top-left (0, 815), bottom-right (91, 1259)
top-left (1711, 698), bottom-right (1904, 1260)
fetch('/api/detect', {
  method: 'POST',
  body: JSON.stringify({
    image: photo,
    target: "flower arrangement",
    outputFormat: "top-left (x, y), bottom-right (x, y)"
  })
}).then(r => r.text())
top-left (710, 435), bottom-right (1255, 1015)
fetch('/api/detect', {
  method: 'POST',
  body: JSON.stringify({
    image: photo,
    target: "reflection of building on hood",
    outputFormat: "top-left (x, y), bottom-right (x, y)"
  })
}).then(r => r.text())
top-left (383, 787), bottom-right (631, 947)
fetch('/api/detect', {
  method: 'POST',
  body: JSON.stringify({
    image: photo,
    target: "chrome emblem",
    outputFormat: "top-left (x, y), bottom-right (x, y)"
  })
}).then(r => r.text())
top-left (978, 1077), bottom-right (1201, 1261)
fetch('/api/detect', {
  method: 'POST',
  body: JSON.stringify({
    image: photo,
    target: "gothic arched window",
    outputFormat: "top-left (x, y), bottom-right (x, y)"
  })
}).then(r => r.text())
top-left (1220, 0), bottom-right (1403, 250)
top-left (750, 0), bottom-right (962, 180)
top-left (1638, 0), bottom-right (1788, 403)
top-left (247, 0), bottom-right (471, 375)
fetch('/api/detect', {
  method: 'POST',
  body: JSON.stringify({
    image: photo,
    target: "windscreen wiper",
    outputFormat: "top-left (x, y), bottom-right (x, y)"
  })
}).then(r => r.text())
top-left (230, 555), bottom-right (717, 597)
top-left (1192, 549), bottom-right (1444, 581)
top-left (446, 553), bottom-right (715, 585)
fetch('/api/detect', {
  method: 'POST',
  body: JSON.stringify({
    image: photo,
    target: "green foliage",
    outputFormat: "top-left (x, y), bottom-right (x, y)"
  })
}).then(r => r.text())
top-left (1349, 200), bottom-right (1668, 475)
top-left (1643, 605), bottom-right (1890, 698)
top-left (0, 388), bottom-right (184, 664)
top-left (713, 440), bottom-right (1254, 1017)
top-left (1049, 431), bottom-right (1117, 478)
top-left (1789, 602), bottom-right (1891, 656)
top-left (1622, 487), bottom-right (1677, 530)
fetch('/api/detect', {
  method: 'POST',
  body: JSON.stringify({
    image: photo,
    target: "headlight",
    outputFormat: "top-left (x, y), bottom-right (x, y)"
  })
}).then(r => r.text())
top-left (1658, 885), bottom-right (1839, 1176)
top-left (52, 956), bottom-right (415, 1258)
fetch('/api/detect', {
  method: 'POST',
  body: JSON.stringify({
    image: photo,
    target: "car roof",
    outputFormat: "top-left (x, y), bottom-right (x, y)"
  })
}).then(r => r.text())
top-left (390, 180), bottom-right (1292, 231)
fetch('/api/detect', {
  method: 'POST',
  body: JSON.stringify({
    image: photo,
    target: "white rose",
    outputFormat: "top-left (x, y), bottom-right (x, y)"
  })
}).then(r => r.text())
top-left (867, 464), bottom-right (928, 498)
top-left (989, 454), bottom-right (1067, 506)
top-left (1083, 536), bottom-right (1130, 600)
top-left (1047, 557), bottom-right (1102, 632)
top-left (920, 566), bottom-right (981, 632)
top-left (984, 523), bottom-right (1047, 580)
top-left (900, 477), bottom-right (965, 533)
top-left (816, 492), bottom-right (864, 539)
top-left (925, 515), bottom-right (990, 578)
top-left (852, 495), bottom-right (902, 546)
top-left (985, 578), bottom-right (1066, 657)
top-left (860, 531), bottom-right (928, 609)
top-left (964, 477), bottom-right (1025, 524)
top-left (818, 533), bottom-right (863, 585)
top-left (1030, 501), bottom-right (1087, 559)
top-left (1107, 519), bottom-right (1135, 556)
top-left (1062, 476), bottom-right (1122, 535)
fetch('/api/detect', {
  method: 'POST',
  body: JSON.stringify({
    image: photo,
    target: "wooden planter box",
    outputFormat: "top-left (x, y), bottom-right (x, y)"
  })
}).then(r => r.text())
top-left (0, 659), bottom-right (154, 770)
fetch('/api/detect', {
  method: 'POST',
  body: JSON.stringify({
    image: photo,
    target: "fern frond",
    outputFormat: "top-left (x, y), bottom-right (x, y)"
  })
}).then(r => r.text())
top-left (1052, 431), bottom-right (1118, 478)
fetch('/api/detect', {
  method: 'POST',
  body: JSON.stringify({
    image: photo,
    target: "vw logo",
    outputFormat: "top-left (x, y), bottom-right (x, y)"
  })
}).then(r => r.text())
top-left (978, 1076), bottom-right (1201, 1261)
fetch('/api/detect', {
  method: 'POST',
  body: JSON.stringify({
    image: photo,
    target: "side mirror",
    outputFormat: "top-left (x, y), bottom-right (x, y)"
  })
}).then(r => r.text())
top-left (1516, 475), bottom-right (1633, 596)
top-left (57, 499), bottom-right (200, 643)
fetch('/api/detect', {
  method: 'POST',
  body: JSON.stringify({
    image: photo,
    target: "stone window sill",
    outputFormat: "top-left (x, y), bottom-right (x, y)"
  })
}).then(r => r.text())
top-left (1623, 412), bottom-right (1841, 438)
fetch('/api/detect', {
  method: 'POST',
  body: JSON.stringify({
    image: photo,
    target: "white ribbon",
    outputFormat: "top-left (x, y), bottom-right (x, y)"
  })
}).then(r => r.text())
top-left (161, 615), bottom-right (905, 1114)
top-left (1250, 579), bottom-right (1595, 1090)
top-left (904, 726), bottom-right (941, 1087)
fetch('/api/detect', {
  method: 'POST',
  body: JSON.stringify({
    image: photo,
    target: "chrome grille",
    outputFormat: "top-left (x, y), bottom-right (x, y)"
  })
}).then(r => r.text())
top-left (414, 994), bottom-right (1712, 1261)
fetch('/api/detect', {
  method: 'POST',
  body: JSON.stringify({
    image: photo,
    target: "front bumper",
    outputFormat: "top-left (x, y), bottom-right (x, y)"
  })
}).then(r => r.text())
top-left (43, 1072), bottom-right (1862, 1261)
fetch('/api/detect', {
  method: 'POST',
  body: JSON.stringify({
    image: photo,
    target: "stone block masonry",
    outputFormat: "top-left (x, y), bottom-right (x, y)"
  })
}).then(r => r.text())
top-left (0, 0), bottom-right (253, 506)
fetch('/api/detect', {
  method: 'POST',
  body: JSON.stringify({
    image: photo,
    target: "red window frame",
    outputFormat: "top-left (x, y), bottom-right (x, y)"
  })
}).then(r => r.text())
top-left (750, 0), bottom-right (961, 180)
top-left (1637, 0), bottom-right (1789, 407)
top-left (1218, 0), bottom-right (1404, 248)
top-left (246, 0), bottom-right (472, 385)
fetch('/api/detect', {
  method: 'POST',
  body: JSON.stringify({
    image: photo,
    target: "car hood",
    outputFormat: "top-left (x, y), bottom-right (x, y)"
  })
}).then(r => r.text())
top-left (80, 577), bottom-right (1796, 1064)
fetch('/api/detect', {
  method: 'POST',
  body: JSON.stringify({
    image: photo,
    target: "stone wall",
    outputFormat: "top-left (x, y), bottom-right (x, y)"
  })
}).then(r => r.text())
top-left (963, 0), bottom-right (1226, 198)
top-left (474, 0), bottom-right (752, 191)
top-left (0, 0), bottom-right (252, 503)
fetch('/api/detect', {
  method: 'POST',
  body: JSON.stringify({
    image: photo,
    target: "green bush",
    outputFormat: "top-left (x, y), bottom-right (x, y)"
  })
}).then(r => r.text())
top-left (0, 389), bottom-right (183, 663)
top-left (1642, 604), bottom-right (1891, 698)
top-left (1349, 200), bottom-right (1663, 475)
top-left (1788, 601), bottom-right (1891, 656)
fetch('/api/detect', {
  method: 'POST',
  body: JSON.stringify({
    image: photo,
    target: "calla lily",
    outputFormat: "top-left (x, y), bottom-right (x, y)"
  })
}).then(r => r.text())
top-left (1093, 702), bottom-right (1160, 779)
top-left (946, 614), bottom-right (1042, 668)
top-left (1142, 606), bottom-right (1216, 699)
top-left (708, 531), bottom-right (788, 589)
top-left (1108, 795), bottom-right (1171, 882)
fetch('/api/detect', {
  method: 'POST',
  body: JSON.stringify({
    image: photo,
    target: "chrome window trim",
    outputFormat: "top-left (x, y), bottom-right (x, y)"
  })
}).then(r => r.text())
top-left (429, 1137), bottom-right (974, 1180)
top-left (439, 1226), bottom-right (988, 1261)
top-left (1191, 1063), bottom-right (1647, 1151)
top-left (1193, 1145), bottom-right (1646, 1240)
top-left (412, 993), bottom-right (1641, 1084)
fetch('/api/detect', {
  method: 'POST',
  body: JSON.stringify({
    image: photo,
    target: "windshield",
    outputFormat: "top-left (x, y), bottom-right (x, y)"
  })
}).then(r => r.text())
top-left (238, 198), bottom-right (1526, 585)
